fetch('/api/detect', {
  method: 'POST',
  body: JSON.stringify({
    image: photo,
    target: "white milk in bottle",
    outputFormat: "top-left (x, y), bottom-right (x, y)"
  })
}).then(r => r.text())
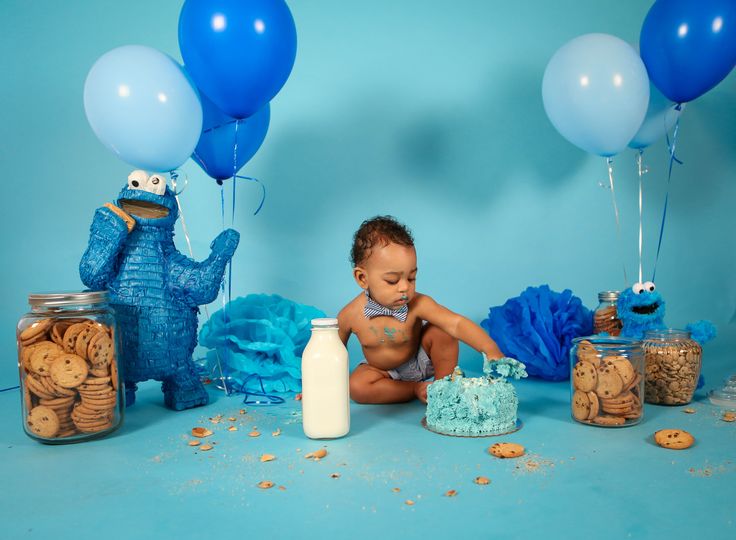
top-left (301, 318), bottom-right (350, 439)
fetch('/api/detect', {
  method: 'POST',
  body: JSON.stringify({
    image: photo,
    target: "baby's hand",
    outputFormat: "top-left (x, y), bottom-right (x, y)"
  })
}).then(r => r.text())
top-left (482, 354), bottom-right (528, 380)
top-left (414, 381), bottom-right (430, 404)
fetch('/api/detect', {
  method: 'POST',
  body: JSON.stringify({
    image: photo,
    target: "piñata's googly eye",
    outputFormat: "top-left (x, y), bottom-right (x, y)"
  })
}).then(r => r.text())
top-left (127, 170), bottom-right (148, 190)
top-left (643, 281), bottom-right (656, 292)
top-left (146, 174), bottom-right (167, 196)
top-left (632, 283), bottom-right (645, 294)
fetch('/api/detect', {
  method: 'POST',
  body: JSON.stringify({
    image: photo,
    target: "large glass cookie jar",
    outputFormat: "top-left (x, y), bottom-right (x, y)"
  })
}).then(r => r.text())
top-left (17, 291), bottom-right (124, 443)
top-left (570, 336), bottom-right (644, 427)
top-left (641, 329), bottom-right (702, 405)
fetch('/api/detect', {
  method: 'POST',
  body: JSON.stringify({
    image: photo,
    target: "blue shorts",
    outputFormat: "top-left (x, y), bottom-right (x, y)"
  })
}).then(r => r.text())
top-left (359, 346), bottom-right (435, 382)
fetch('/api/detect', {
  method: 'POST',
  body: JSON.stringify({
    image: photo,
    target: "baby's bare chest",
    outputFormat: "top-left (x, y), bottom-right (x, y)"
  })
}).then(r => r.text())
top-left (352, 317), bottom-right (422, 348)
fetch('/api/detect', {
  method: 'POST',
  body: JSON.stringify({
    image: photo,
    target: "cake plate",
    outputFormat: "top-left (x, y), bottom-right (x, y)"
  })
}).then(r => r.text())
top-left (421, 417), bottom-right (522, 438)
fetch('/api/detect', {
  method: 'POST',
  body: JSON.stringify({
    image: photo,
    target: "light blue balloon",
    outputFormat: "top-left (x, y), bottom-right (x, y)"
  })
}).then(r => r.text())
top-left (542, 34), bottom-right (650, 157)
top-left (84, 45), bottom-right (203, 172)
top-left (628, 83), bottom-right (684, 150)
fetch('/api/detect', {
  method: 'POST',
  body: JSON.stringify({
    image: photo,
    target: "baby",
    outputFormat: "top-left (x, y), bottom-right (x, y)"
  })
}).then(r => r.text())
top-left (338, 216), bottom-right (504, 404)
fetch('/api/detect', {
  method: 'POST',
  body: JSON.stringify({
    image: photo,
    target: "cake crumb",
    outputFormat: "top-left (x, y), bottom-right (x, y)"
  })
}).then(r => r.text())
top-left (512, 454), bottom-right (554, 476)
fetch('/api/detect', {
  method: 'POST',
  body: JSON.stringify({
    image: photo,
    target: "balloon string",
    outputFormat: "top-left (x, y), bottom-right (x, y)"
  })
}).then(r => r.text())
top-left (202, 119), bottom-right (239, 134)
top-left (171, 170), bottom-right (229, 395)
top-left (219, 181), bottom-right (230, 393)
top-left (227, 120), bottom-right (239, 320)
top-left (636, 150), bottom-right (645, 285)
top-left (171, 171), bottom-right (194, 257)
top-left (234, 175), bottom-right (266, 215)
top-left (652, 108), bottom-right (682, 282)
top-left (606, 157), bottom-right (628, 286)
top-left (240, 374), bottom-right (286, 406)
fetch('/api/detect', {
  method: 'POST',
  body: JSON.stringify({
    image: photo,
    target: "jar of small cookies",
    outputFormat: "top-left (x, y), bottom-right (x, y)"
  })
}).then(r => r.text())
top-left (641, 329), bottom-right (701, 405)
top-left (570, 336), bottom-right (644, 427)
top-left (593, 291), bottom-right (622, 336)
top-left (17, 291), bottom-right (123, 443)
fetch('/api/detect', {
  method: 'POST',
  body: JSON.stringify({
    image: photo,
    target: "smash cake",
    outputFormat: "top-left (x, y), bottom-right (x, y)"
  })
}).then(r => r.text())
top-left (425, 356), bottom-right (527, 436)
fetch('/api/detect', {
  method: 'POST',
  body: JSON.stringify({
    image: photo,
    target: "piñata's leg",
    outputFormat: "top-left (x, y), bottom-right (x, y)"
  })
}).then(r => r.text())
top-left (162, 361), bottom-right (209, 411)
top-left (124, 382), bottom-right (138, 407)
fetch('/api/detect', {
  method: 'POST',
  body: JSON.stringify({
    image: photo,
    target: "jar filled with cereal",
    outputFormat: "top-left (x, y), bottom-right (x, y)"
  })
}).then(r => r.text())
top-left (570, 336), bottom-right (644, 427)
top-left (642, 329), bottom-right (701, 405)
top-left (593, 290), bottom-right (622, 336)
top-left (17, 291), bottom-right (123, 443)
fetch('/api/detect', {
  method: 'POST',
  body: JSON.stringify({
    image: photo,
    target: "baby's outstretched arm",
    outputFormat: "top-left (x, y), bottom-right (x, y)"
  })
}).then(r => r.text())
top-left (414, 295), bottom-right (503, 359)
top-left (337, 306), bottom-right (352, 346)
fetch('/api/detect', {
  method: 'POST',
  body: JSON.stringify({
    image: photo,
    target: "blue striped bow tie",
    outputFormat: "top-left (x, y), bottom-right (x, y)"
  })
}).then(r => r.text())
top-left (364, 294), bottom-right (408, 322)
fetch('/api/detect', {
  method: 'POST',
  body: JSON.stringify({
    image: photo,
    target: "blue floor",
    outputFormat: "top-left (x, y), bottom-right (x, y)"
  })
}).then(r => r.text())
top-left (2, 334), bottom-right (735, 540)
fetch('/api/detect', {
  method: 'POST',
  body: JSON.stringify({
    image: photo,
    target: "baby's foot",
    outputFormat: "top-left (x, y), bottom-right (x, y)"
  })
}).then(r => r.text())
top-left (414, 381), bottom-right (430, 403)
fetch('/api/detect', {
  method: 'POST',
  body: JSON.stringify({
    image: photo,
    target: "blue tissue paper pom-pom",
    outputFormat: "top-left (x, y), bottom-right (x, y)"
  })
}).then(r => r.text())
top-left (481, 285), bottom-right (593, 381)
top-left (199, 294), bottom-right (326, 394)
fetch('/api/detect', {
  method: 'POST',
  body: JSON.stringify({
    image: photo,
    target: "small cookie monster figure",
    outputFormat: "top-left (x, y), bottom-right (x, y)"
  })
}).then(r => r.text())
top-left (617, 281), bottom-right (716, 388)
top-left (617, 281), bottom-right (716, 345)
top-left (80, 170), bottom-right (240, 410)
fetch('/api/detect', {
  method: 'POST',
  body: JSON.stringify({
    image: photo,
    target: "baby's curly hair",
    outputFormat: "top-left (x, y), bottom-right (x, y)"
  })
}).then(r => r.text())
top-left (350, 215), bottom-right (414, 266)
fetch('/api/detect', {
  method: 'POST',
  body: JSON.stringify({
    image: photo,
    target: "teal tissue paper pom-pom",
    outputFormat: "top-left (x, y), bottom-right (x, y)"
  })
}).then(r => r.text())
top-left (199, 294), bottom-right (326, 394)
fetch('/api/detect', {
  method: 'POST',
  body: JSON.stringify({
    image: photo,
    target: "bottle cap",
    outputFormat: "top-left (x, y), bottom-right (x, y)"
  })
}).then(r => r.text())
top-left (311, 318), bottom-right (338, 328)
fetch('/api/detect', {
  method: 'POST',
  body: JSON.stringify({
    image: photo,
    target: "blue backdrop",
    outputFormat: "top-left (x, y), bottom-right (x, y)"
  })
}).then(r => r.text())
top-left (1, 0), bottom-right (734, 387)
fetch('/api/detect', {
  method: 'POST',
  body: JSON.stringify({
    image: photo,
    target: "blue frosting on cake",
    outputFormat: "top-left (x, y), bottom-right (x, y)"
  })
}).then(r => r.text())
top-left (426, 357), bottom-right (527, 436)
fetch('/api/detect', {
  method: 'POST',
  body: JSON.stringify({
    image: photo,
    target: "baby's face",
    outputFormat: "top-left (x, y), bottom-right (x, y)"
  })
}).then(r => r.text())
top-left (357, 242), bottom-right (417, 308)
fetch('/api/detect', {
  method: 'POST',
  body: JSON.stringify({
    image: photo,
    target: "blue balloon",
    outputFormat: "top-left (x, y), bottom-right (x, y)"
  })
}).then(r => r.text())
top-left (640, 0), bottom-right (736, 103)
top-left (628, 83), bottom-right (683, 150)
top-left (542, 34), bottom-right (650, 157)
top-left (84, 46), bottom-right (203, 172)
top-left (192, 94), bottom-right (270, 181)
top-left (178, 0), bottom-right (297, 119)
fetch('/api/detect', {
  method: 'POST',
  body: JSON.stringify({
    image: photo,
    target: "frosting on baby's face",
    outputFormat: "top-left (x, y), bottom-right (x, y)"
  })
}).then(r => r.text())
top-left (353, 241), bottom-right (417, 309)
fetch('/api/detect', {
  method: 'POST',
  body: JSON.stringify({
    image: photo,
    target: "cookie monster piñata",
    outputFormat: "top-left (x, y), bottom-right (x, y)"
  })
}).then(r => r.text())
top-left (616, 281), bottom-right (716, 346)
top-left (80, 170), bottom-right (239, 410)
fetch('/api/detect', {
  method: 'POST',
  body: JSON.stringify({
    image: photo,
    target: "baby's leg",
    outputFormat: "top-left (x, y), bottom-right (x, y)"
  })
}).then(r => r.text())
top-left (349, 364), bottom-right (419, 404)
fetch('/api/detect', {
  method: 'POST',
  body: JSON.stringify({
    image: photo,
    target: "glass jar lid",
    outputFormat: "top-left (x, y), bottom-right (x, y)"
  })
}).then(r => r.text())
top-left (28, 291), bottom-right (110, 307)
top-left (597, 290), bottom-right (620, 302)
top-left (643, 328), bottom-right (691, 340)
top-left (572, 335), bottom-right (643, 355)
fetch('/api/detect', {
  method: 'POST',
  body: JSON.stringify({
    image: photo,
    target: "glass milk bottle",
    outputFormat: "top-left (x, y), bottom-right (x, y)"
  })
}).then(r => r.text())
top-left (301, 318), bottom-right (350, 439)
